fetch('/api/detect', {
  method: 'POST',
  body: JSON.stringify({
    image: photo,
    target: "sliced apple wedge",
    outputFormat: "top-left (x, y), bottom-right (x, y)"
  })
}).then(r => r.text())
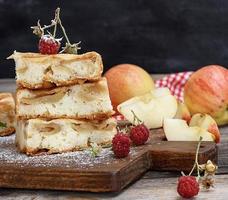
top-left (189, 113), bottom-right (220, 143)
top-left (164, 118), bottom-right (214, 142)
top-left (117, 88), bottom-right (177, 129)
top-left (175, 102), bottom-right (191, 123)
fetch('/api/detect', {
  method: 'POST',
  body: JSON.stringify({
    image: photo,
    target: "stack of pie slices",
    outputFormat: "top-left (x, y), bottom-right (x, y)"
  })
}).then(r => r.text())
top-left (0, 93), bottom-right (15, 136)
top-left (9, 51), bottom-right (116, 155)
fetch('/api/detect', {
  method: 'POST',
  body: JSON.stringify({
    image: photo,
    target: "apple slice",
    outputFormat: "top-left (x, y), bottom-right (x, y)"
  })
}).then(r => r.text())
top-left (189, 113), bottom-right (220, 143)
top-left (163, 118), bottom-right (214, 142)
top-left (175, 102), bottom-right (191, 123)
top-left (117, 88), bottom-right (177, 129)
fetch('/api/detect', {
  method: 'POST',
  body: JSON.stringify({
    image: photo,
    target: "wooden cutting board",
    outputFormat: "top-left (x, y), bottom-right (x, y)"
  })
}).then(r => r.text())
top-left (0, 128), bottom-right (217, 192)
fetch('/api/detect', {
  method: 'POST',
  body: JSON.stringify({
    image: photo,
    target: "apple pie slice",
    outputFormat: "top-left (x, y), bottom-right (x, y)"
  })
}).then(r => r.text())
top-left (16, 78), bottom-right (114, 120)
top-left (16, 118), bottom-right (116, 155)
top-left (0, 93), bottom-right (15, 136)
top-left (9, 51), bottom-right (103, 89)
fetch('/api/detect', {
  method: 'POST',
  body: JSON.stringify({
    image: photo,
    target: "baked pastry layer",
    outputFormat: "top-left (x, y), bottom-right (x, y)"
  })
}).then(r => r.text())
top-left (16, 118), bottom-right (116, 155)
top-left (0, 93), bottom-right (15, 136)
top-left (9, 51), bottom-right (103, 89)
top-left (16, 78), bottom-right (114, 120)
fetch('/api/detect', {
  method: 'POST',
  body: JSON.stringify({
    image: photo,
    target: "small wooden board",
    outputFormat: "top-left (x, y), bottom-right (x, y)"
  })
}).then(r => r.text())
top-left (0, 129), bottom-right (217, 192)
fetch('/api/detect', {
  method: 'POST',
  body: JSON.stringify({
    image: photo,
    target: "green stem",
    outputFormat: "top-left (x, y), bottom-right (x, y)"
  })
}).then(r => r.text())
top-left (57, 8), bottom-right (71, 44)
top-left (188, 136), bottom-right (203, 179)
top-left (43, 23), bottom-right (56, 31)
top-left (188, 163), bottom-right (196, 176)
top-left (131, 110), bottom-right (142, 125)
top-left (181, 171), bottom-right (186, 176)
top-left (0, 122), bottom-right (6, 128)
top-left (53, 8), bottom-right (59, 37)
top-left (116, 125), bottom-right (121, 132)
top-left (195, 137), bottom-right (202, 179)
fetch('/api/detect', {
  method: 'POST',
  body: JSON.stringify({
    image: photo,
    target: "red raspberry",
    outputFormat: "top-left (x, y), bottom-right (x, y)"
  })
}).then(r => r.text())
top-left (38, 35), bottom-right (61, 54)
top-left (130, 124), bottom-right (149, 145)
top-left (177, 176), bottom-right (199, 198)
top-left (112, 133), bottom-right (130, 158)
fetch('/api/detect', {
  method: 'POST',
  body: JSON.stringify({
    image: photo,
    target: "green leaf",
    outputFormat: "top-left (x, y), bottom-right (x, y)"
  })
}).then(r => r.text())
top-left (90, 143), bottom-right (102, 157)
top-left (0, 122), bottom-right (6, 128)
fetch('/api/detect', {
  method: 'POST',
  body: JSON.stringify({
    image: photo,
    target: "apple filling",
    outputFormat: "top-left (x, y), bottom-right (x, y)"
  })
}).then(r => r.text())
top-left (34, 123), bottom-right (61, 135)
top-left (10, 51), bottom-right (103, 89)
top-left (20, 87), bottom-right (67, 105)
top-left (16, 118), bottom-right (117, 154)
top-left (17, 78), bottom-right (114, 120)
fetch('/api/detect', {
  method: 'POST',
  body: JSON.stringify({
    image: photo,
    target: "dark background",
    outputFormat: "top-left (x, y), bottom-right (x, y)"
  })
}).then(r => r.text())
top-left (0, 0), bottom-right (228, 78)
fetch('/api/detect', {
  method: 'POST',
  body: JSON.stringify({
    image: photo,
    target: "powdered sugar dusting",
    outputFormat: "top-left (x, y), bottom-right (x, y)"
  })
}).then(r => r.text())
top-left (0, 134), bottom-right (140, 169)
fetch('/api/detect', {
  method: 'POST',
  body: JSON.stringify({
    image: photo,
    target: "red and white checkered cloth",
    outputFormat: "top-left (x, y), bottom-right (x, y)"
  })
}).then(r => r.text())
top-left (114, 71), bottom-right (193, 121)
top-left (155, 71), bottom-right (193, 102)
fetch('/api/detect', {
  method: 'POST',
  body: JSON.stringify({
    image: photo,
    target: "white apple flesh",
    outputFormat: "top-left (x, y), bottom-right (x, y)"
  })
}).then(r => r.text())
top-left (189, 113), bottom-right (220, 143)
top-left (117, 88), bottom-right (178, 129)
top-left (164, 118), bottom-right (214, 142)
top-left (174, 102), bottom-right (191, 123)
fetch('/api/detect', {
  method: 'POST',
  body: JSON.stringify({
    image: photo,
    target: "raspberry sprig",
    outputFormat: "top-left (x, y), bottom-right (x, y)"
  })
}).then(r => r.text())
top-left (130, 110), bottom-right (149, 145)
top-left (177, 137), bottom-right (218, 198)
top-left (31, 7), bottom-right (80, 54)
top-left (112, 110), bottom-right (150, 158)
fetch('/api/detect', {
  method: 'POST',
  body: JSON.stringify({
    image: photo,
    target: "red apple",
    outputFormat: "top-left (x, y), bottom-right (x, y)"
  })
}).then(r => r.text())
top-left (184, 65), bottom-right (228, 125)
top-left (104, 64), bottom-right (155, 112)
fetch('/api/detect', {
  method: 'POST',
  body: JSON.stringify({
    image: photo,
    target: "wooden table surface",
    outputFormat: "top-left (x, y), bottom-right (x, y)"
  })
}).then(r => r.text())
top-left (0, 76), bottom-right (227, 200)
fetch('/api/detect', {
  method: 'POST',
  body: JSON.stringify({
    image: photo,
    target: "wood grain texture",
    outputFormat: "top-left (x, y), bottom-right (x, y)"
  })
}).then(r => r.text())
top-left (149, 141), bottom-right (217, 172)
top-left (0, 129), bottom-right (217, 192)
top-left (218, 126), bottom-right (228, 173)
top-left (1, 173), bottom-right (228, 200)
top-left (0, 79), bottom-right (227, 198)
